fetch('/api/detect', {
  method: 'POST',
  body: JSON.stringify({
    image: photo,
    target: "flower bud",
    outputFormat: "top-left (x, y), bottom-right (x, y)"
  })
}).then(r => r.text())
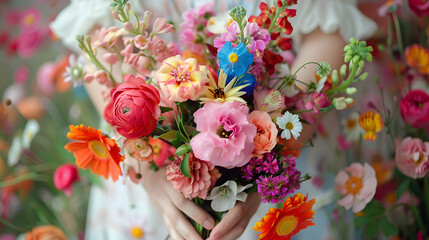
top-left (346, 87), bottom-right (357, 95)
top-left (340, 64), bottom-right (347, 78)
top-left (124, 22), bottom-right (134, 32)
top-left (345, 97), bottom-right (354, 105)
top-left (331, 70), bottom-right (339, 85)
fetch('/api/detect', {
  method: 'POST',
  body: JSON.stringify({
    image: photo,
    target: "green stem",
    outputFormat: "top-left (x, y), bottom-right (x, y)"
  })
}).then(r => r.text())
top-left (0, 172), bottom-right (50, 188)
top-left (0, 218), bottom-right (28, 232)
top-left (410, 191), bottom-right (427, 237)
top-left (386, 16), bottom-right (404, 88)
top-left (392, 13), bottom-right (404, 60)
top-left (268, 5), bottom-right (283, 33)
top-left (326, 60), bottom-right (358, 95)
top-left (424, 177), bottom-right (429, 224)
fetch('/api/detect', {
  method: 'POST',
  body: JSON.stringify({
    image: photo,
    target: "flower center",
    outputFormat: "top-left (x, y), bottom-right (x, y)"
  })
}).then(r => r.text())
top-left (88, 140), bottom-right (109, 159)
top-left (286, 122), bottom-right (294, 130)
top-left (213, 88), bottom-right (226, 99)
top-left (345, 176), bottom-right (363, 195)
top-left (229, 53), bottom-right (239, 63)
top-left (153, 144), bottom-right (161, 154)
top-left (412, 152), bottom-right (424, 165)
top-left (346, 119), bottom-right (356, 129)
top-left (71, 66), bottom-right (83, 79)
top-left (122, 107), bottom-right (130, 114)
top-left (217, 125), bottom-right (233, 138)
top-left (171, 66), bottom-right (191, 83)
top-left (130, 226), bottom-right (144, 238)
top-left (24, 14), bottom-right (35, 26)
top-left (275, 215), bottom-right (298, 236)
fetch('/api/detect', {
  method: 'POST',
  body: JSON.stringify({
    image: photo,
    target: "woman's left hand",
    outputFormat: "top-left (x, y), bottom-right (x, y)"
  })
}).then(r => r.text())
top-left (207, 192), bottom-right (261, 240)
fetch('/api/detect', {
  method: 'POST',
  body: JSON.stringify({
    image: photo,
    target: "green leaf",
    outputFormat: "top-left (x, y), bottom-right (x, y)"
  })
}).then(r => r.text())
top-left (171, 139), bottom-right (181, 148)
top-left (160, 106), bottom-right (173, 113)
top-left (154, 130), bottom-right (178, 141)
top-left (396, 179), bottom-right (410, 198)
top-left (180, 154), bottom-right (192, 178)
top-left (364, 219), bottom-right (379, 238)
top-left (176, 131), bottom-right (188, 143)
top-left (379, 216), bottom-right (398, 237)
top-left (175, 144), bottom-right (189, 156)
top-left (355, 215), bottom-right (371, 230)
top-left (363, 200), bottom-right (385, 217)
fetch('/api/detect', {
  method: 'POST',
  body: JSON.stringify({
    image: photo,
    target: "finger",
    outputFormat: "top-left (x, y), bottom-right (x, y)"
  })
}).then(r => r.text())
top-left (167, 186), bottom-right (215, 230)
top-left (208, 192), bottom-right (261, 239)
top-left (162, 215), bottom-right (184, 240)
top-left (216, 218), bottom-right (250, 240)
top-left (163, 200), bottom-right (204, 240)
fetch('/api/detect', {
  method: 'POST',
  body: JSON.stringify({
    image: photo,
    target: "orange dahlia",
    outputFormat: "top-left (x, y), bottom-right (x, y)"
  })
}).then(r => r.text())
top-left (253, 193), bottom-right (316, 240)
top-left (64, 125), bottom-right (124, 182)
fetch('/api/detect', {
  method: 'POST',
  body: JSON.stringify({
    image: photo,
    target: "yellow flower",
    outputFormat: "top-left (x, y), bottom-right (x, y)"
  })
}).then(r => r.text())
top-left (358, 111), bottom-right (384, 141)
top-left (199, 68), bottom-right (248, 104)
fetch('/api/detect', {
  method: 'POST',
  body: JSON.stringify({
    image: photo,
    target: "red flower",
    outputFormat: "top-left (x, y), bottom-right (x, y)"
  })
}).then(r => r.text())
top-left (263, 49), bottom-right (283, 75)
top-left (400, 89), bottom-right (429, 129)
top-left (277, 37), bottom-right (292, 51)
top-left (110, 75), bottom-right (161, 138)
top-left (408, 0), bottom-right (429, 16)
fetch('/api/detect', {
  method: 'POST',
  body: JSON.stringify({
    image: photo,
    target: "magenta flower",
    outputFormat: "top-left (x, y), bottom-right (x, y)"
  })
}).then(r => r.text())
top-left (400, 89), bottom-right (429, 129)
top-left (335, 163), bottom-right (377, 212)
top-left (17, 29), bottom-right (43, 58)
top-left (395, 137), bottom-right (429, 179)
top-left (20, 7), bottom-right (42, 30)
top-left (54, 163), bottom-right (80, 196)
top-left (14, 65), bottom-right (29, 85)
top-left (190, 102), bottom-right (257, 168)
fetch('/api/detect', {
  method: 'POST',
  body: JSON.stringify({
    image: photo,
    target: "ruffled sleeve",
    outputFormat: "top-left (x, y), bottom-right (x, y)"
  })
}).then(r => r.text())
top-left (290, 0), bottom-right (377, 44)
top-left (50, 0), bottom-right (145, 52)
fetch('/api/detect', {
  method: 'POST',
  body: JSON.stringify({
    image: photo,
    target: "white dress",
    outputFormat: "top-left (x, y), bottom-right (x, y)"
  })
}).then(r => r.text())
top-left (51, 1), bottom-right (376, 239)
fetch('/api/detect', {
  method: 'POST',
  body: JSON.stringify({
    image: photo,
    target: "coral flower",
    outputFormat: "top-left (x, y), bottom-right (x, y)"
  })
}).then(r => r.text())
top-left (335, 163), bottom-right (377, 212)
top-left (156, 55), bottom-right (208, 102)
top-left (25, 225), bottom-right (66, 240)
top-left (358, 111), bottom-right (384, 141)
top-left (395, 137), bottom-right (429, 179)
top-left (253, 193), bottom-right (316, 240)
top-left (249, 110), bottom-right (278, 158)
top-left (64, 125), bottom-right (124, 182)
top-left (405, 44), bottom-right (429, 75)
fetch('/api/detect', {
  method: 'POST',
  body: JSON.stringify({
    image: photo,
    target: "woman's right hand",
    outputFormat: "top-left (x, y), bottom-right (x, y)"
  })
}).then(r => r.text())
top-left (141, 164), bottom-right (215, 240)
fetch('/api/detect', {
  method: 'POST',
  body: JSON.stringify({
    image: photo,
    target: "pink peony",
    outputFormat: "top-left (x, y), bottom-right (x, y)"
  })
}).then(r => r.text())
top-left (123, 138), bottom-right (153, 162)
top-left (166, 153), bottom-right (221, 199)
top-left (249, 110), bottom-right (278, 158)
top-left (335, 163), bottom-right (377, 212)
top-left (395, 137), bottom-right (429, 179)
top-left (110, 74), bottom-right (161, 138)
top-left (53, 163), bottom-right (80, 196)
top-left (400, 89), bottom-right (429, 129)
top-left (190, 102), bottom-right (257, 168)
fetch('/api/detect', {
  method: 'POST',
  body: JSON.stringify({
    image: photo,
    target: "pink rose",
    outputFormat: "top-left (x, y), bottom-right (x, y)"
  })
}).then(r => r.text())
top-left (190, 102), bottom-right (257, 168)
top-left (110, 74), bottom-right (161, 138)
top-left (249, 110), bottom-right (278, 158)
top-left (408, 0), bottom-right (429, 16)
top-left (395, 137), bottom-right (429, 179)
top-left (166, 153), bottom-right (221, 199)
top-left (400, 89), bottom-right (429, 129)
top-left (53, 164), bottom-right (80, 196)
top-left (335, 163), bottom-right (377, 212)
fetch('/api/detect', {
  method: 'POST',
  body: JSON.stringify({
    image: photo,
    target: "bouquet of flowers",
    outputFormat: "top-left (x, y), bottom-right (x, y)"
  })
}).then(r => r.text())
top-left (62, 0), bottom-right (373, 238)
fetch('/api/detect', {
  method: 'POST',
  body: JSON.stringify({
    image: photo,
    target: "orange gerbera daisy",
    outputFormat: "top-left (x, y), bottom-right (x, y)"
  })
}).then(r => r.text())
top-left (64, 125), bottom-right (124, 182)
top-left (253, 193), bottom-right (316, 240)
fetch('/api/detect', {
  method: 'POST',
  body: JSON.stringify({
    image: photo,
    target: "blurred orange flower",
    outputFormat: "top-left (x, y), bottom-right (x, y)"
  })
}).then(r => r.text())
top-left (405, 44), bottom-right (429, 75)
top-left (253, 193), bottom-right (316, 240)
top-left (64, 124), bottom-right (124, 182)
top-left (359, 111), bottom-right (384, 141)
top-left (25, 225), bottom-right (67, 240)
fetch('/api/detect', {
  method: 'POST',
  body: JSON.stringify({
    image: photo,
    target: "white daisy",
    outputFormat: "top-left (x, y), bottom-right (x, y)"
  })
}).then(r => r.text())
top-left (276, 111), bottom-right (303, 140)
top-left (63, 54), bottom-right (86, 87)
top-left (341, 112), bottom-right (365, 142)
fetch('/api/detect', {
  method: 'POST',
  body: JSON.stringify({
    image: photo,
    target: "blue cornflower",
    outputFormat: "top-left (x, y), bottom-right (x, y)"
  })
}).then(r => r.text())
top-left (218, 41), bottom-right (254, 77)
top-left (226, 72), bottom-right (257, 96)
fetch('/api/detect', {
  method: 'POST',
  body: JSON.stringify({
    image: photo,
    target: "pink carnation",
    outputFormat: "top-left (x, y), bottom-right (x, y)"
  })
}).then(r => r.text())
top-left (400, 89), bottom-right (429, 129)
top-left (166, 153), bottom-right (221, 199)
top-left (395, 137), bottom-right (429, 179)
top-left (335, 163), bottom-right (377, 212)
top-left (190, 102), bottom-right (257, 168)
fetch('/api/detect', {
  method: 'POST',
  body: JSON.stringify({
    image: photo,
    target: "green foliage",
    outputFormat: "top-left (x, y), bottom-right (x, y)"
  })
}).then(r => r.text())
top-left (180, 154), bottom-right (192, 178)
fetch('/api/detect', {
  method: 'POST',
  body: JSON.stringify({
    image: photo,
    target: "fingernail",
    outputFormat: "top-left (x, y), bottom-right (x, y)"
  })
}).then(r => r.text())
top-left (204, 219), bottom-right (215, 229)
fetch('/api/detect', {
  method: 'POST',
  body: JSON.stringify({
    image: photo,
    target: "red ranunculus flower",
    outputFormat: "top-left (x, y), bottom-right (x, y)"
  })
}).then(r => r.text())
top-left (408, 0), bottom-right (429, 16)
top-left (400, 89), bottom-right (429, 129)
top-left (111, 74), bottom-right (161, 138)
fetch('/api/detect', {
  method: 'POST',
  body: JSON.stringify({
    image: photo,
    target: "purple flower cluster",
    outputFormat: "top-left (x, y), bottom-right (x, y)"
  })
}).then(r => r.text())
top-left (242, 153), bottom-right (301, 203)
top-left (180, 3), bottom-right (215, 52)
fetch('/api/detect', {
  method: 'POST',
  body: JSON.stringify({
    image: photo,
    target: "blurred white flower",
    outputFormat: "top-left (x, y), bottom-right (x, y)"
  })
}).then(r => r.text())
top-left (341, 112), bottom-right (364, 142)
top-left (206, 181), bottom-right (252, 212)
top-left (206, 12), bottom-right (230, 34)
top-left (22, 119), bottom-right (40, 148)
top-left (7, 120), bottom-right (40, 166)
top-left (64, 54), bottom-right (86, 87)
top-left (7, 136), bottom-right (23, 166)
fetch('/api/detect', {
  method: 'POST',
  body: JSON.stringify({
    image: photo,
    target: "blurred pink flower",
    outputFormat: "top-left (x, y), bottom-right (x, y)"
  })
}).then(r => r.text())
top-left (190, 101), bottom-right (256, 168)
top-left (93, 27), bottom-right (127, 48)
top-left (249, 110), bottom-right (278, 158)
top-left (378, 0), bottom-right (402, 17)
top-left (166, 153), bottom-right (221, 199)
top-left (134, 34), bottom-right (150, 50)
top-left (148, 137), bottom-right (174, 167)
top-left (17, 29), bottom-right (43, 58)
top-left (400, 89), bottom-right (429, 129)
top-left (14, 65), bottom-right (29, 85)
top-left (408, 0), bottom-right (429, 16)
top-left (337, 135), bottom-right (351, 152)
top-left (253, 88), bottom-right (286, 116)
top-left (152, 18), bottom-right (174, 34)
top-left (53, 163), bottom-right (80, 196)
top-left (335, 163), bottom-right (377, 212)
top-left (4, 9), bottom-right (20, 26)
top-left (395, 137), bottom-right (429, 179)
top-left (20, 7), bottom-right (42, 30)
top-left (123, 138), bottom-right (153, 162)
